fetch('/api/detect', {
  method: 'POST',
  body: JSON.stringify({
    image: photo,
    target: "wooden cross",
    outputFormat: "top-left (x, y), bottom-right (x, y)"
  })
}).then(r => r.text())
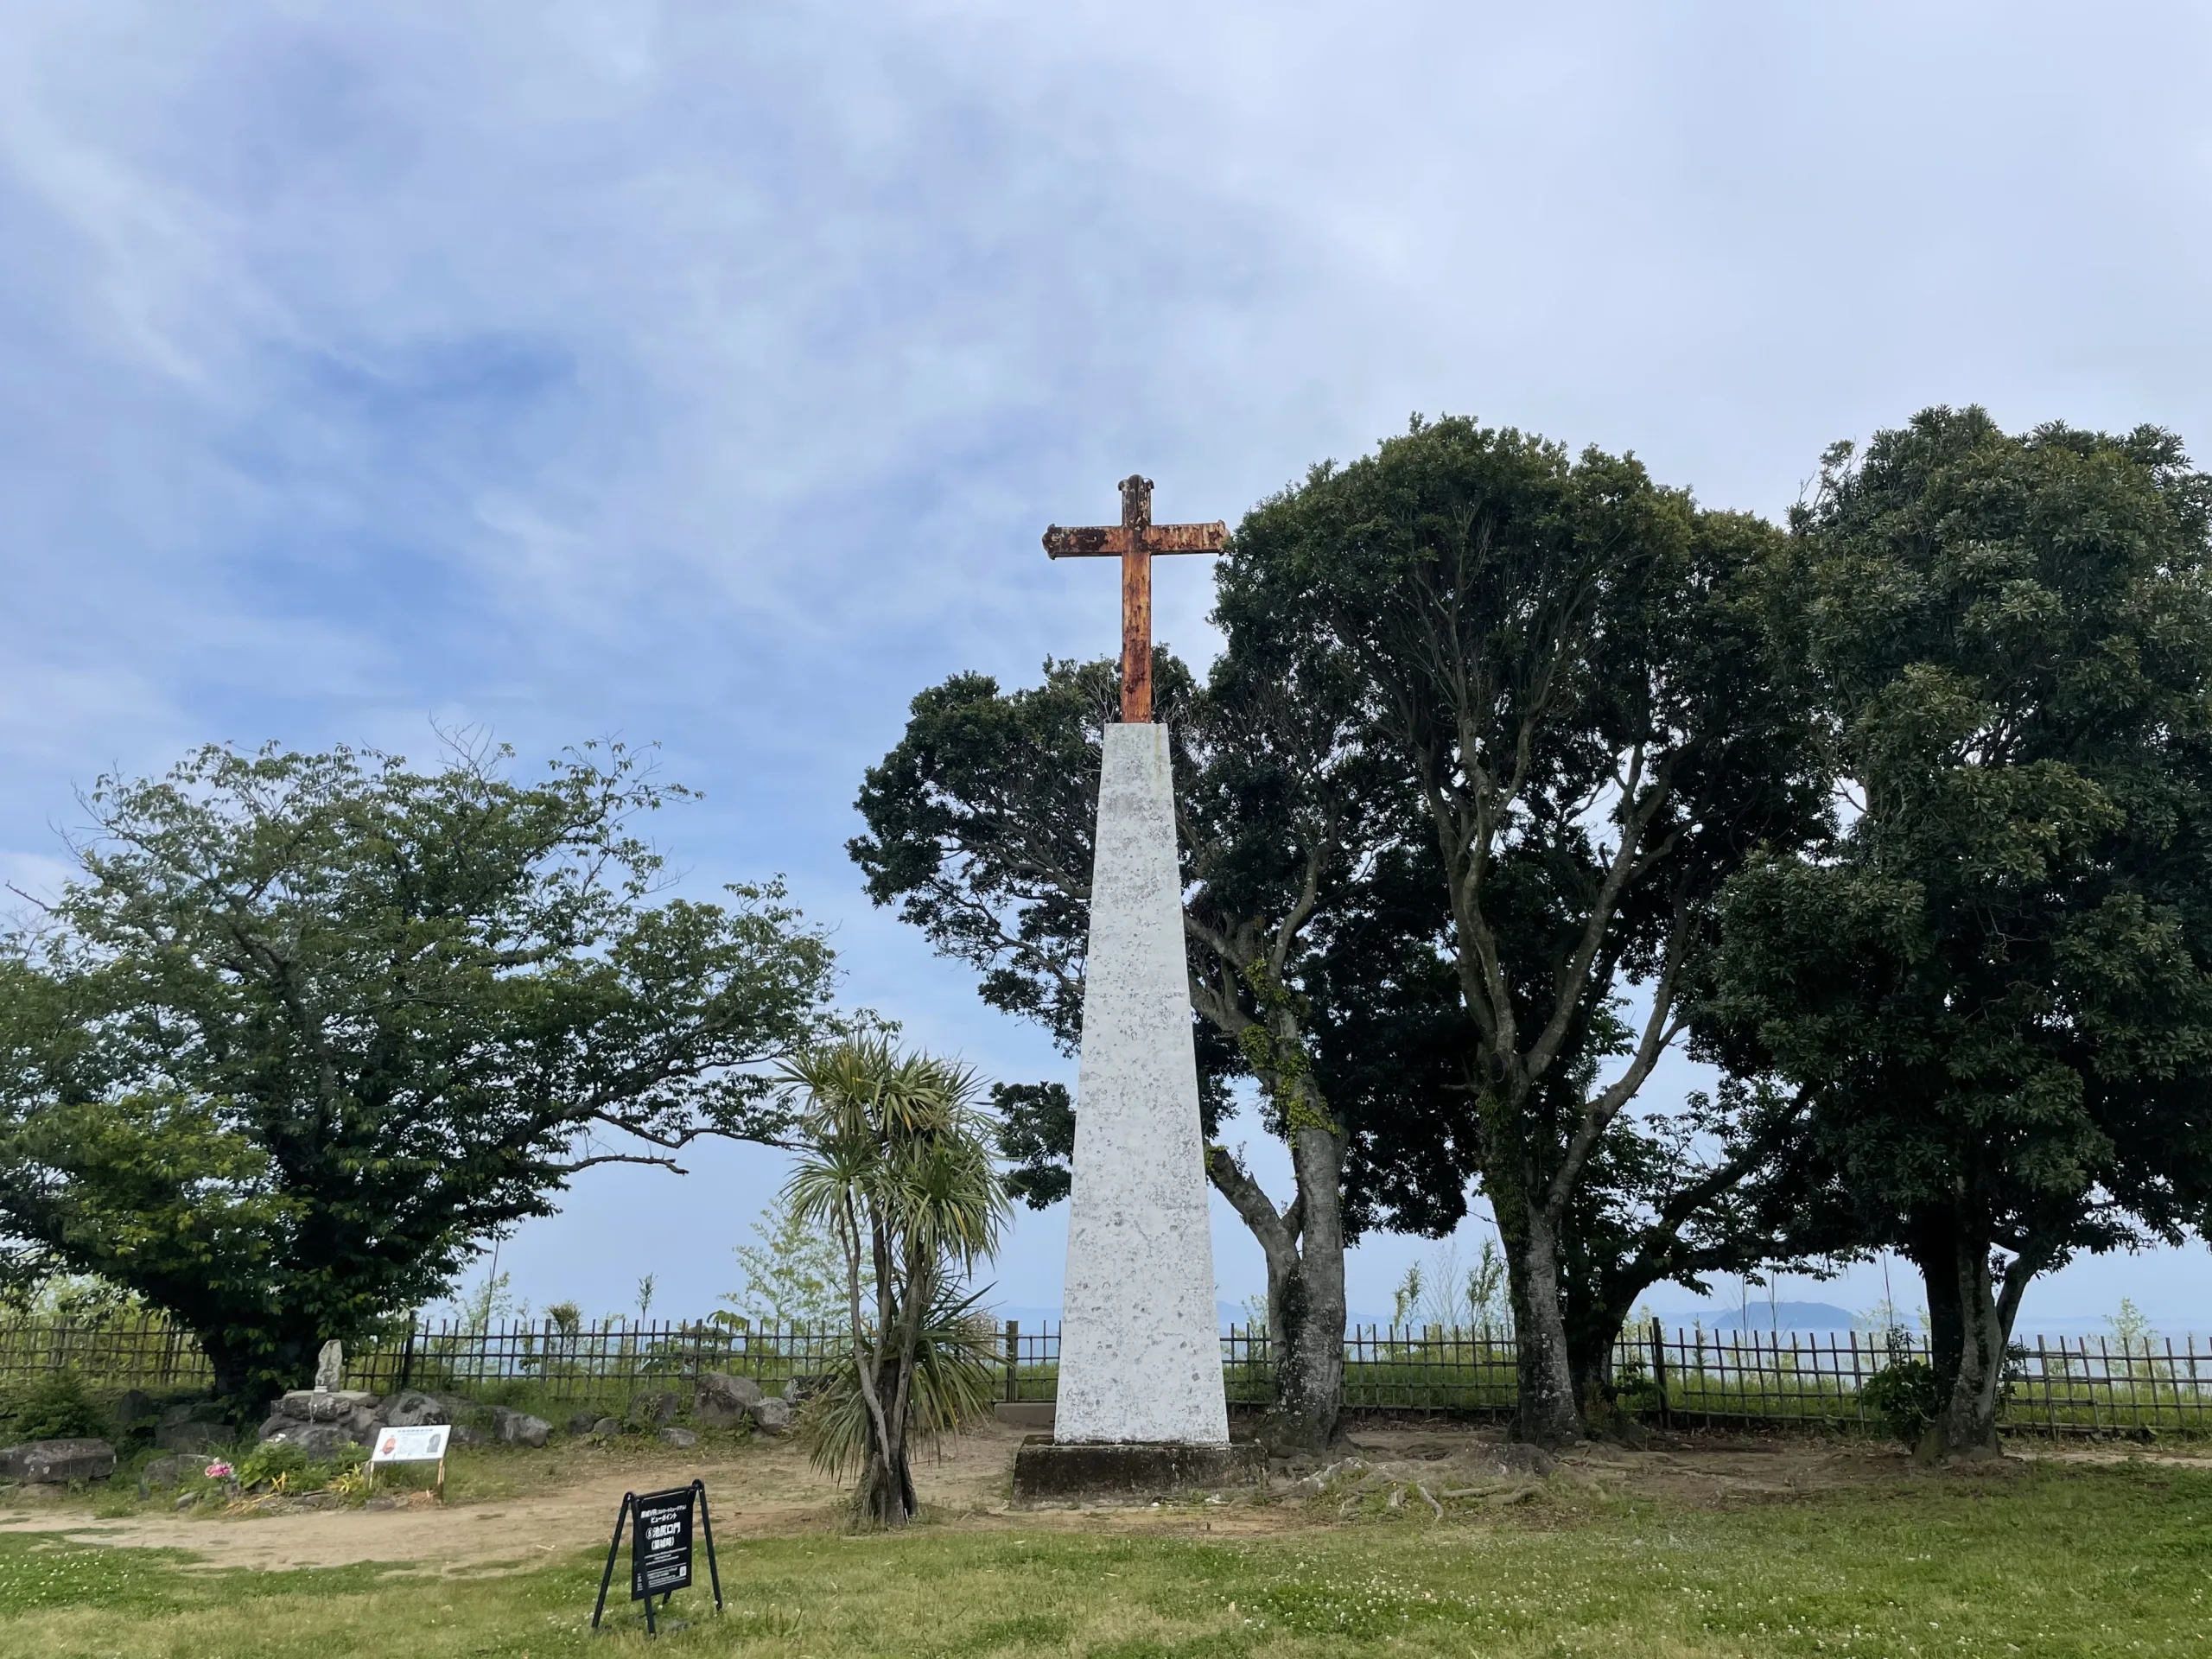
top-left (1043, 475), bottom-right (1226, 724)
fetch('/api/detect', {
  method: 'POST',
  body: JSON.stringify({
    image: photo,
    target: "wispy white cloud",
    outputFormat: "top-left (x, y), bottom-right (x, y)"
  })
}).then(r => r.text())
top-left (3, 0), bottom-right (2210, 1311)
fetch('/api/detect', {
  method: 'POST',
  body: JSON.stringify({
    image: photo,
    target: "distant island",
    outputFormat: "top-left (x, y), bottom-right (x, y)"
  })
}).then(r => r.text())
top-left (1646, 1300), bottom-right (1862, 1332)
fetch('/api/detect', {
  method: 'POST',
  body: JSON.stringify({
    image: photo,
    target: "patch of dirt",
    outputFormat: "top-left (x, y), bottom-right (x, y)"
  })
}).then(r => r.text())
top-left (0, 1419), bottom-right (2180, 1573)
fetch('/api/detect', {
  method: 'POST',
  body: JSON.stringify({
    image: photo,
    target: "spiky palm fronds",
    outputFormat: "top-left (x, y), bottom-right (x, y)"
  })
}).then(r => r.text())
top-left (796, 1284), bottom-right (1001, 1481)
top-left (775, 1035), bottom-right (1010, 1525)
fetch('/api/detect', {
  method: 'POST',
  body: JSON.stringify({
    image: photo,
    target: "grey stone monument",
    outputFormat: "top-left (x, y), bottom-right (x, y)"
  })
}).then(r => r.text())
top-left (314, 1338), bottom-right (344, 1393)
top-left (1014, 478), bottom-right (1260, 1497)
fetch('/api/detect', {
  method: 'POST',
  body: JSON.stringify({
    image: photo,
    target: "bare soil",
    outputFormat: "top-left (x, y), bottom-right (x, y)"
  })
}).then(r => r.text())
top-left (0, 1420), bottom-right (2196, 1575)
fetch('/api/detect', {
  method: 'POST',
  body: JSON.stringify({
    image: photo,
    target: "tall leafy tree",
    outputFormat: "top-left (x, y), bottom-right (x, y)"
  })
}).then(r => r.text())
top-left (1707, 408), bottom-right (2212, 1457)
top-left (0, 739), bottom-right (839, 1403)
top-left (850, 653), bottom-right (1468, 1450)
top-left (1220, 416), bottom-right (1833, 1444)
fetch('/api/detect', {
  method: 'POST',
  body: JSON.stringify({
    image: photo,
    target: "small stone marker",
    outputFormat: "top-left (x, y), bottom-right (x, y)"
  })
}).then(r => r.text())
top-left (591, 1479), bottom-right (723, 1637)
top-left (314, 1339), bottom-right (344, 1392)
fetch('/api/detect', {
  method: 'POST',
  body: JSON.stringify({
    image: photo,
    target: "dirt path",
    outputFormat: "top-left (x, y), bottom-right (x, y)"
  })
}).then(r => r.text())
top-left (0, 1423), bottom-right (1032, 1573)
top-left (1, 1422), bottom-right (2191, 1574)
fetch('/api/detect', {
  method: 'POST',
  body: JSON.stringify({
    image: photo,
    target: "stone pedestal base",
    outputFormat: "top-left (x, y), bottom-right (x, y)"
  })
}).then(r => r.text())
top-left (1011, 1437), bottom-right (1263, 1501)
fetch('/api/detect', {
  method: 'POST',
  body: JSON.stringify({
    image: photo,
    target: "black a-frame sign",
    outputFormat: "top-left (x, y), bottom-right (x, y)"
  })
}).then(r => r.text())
top-left (591, 1479), bottom-right (723, 1636)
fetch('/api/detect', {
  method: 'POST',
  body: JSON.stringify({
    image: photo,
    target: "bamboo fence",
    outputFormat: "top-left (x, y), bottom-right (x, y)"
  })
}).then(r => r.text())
top-left (6, 1313), bottom-right (2208, 1436)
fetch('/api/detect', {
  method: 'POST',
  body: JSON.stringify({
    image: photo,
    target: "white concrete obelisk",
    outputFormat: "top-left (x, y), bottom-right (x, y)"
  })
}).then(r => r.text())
top-left (1040, 476), bottom-right (1230, 1452)
top-left (1052, 721), bottom-right (1229, 1445)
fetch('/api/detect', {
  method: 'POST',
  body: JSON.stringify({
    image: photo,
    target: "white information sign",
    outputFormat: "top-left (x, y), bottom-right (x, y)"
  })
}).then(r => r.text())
top-left (370, 1424), bottom-right (452, 1465)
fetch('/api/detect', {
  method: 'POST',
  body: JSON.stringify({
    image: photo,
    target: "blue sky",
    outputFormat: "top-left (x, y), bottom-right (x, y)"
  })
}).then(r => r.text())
top-left (4, 2), bottom-right (2211, 1331)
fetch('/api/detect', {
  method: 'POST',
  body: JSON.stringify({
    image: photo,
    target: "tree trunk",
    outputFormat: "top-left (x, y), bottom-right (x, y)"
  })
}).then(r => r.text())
top-left (1503, 1206), bottom-right (1583, 1446)
top-left (1262, 1126), bottom-right (1347, 1453)
top-left (201, 1325), bottom-right (313, 1416)
top-left (1206, 1123), bottom-right (1347, 1453)
top-left (1908, 1203), bottom-right (2005, 1461)
top-left (1566, 1310), bottom-right (1624, 1427)
top-left (858, 1353), bottom-right (915, 1527)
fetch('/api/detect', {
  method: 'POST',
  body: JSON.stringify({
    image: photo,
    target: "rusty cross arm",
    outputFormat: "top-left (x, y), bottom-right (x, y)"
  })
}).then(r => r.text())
top-left (1041, 521), bottom-right (1228, 558)
top-left (1043, 474), bottom-right (1226, 724)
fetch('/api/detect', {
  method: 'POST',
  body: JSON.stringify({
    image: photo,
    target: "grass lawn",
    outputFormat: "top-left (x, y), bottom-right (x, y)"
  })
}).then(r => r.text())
top-left (3, 1458), bottom-right (2206, 1656)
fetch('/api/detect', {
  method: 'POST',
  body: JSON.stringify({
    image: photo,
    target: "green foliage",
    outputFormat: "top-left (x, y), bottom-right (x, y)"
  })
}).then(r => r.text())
top-left (0, 1371), bottom-right (111, 1441)
top-left (724, 1185), bottom-right (852, 1329)
top-left (849, 636), bottom-right (1471, 1450)
top-left (988, 1081), bottom-right (1075, 1211)
top-left (1859, 1356), bottom-right (1946, 1447)
top-left (799, 1286), bottom-right (1000, 1482)
top-left (1389, 1239), bottom-right (1515, 1332)
top-left (232, 1438), bottom-right (365, 1494)
top-left (782, 1035), bottom-right (1009, 1525)
top-left (0, 737), bottom-right (841, 1405)
top-left (1709, 407), bottom-right (2212, 1452)
top-left (2107, 1296), bottom-right (2158, 1352)
top-left (1222, 415), bottom-right (1841, 1439)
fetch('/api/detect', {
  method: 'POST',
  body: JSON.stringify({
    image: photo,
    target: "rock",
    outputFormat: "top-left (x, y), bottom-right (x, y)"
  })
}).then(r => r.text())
top-left (567, 1411), bottom-right (601, 1435)
top-left (259, 1422), bottom-right (357, 1461)
top-left (156, 1402), bottom-right (228, 1430)
top-left (175, 1492), bottom-right (198, 1511)
top-left (0, 1439), bottom-right (118, 1484)
top-left (137, 1452), bottom-right (201, 1493)
top-left (314, 1339), bottom-right (345, 1393)
top-left (374, 1390), bottom-right (449, 1428)
top-left (659, 1427), bottom-right (699, 1449)
top-left (590, 1417), bottom-right (620, 1438)
top-left (782, 1374), bottom-right (825, 1403)
top-left (492, 1408), bottom-right (551, 1448)
top-left (276, 1389), bottom-right (377, 1424)
top-left (694, 1372), bottom-right (764, 1425)
top-left (114, 1389), bottom-right (158, 1429)
top-left (750, 1397), bottom-right (793, 1437)
top-left (629, 1391), bottom-right (679, 1427)
top-left (156, 1419), bottom-right (233, 1454)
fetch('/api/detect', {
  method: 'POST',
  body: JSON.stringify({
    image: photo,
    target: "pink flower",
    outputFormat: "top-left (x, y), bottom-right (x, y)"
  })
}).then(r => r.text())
top-left (203, 1461), bottom-right (233, 1480)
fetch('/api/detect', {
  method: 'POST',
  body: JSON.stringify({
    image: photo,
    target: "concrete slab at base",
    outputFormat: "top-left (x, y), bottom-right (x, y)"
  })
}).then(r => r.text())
top-left (1012, 1436), bottom-right (1263, 1501)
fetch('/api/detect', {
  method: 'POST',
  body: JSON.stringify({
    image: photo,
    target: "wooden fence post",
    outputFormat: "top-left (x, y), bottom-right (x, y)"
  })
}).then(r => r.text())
top-left (1649, 1318), bottom-right (1670, 1429)
top-left (1004, 1320), bottom-right (1019, 1403)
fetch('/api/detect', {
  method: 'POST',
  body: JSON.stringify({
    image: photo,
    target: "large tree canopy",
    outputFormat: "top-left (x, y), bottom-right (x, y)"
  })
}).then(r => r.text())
top-left (1707, 408), bottom-right (2212, 1458)
top-left (850, 652), bottom-right (1467, 1448)
top-left (1220, 416), bottom-right (1839, 1445)
top-left (0, 739), bottom-right (839, 1402)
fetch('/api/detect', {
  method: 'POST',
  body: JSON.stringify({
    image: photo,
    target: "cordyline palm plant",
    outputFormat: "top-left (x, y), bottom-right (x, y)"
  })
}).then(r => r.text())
top-left (781, 1037), bottom-right (1008, 1528)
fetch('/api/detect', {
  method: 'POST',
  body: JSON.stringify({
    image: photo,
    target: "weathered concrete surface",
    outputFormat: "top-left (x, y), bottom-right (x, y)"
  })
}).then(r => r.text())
top-left (1055, 721), bottom-right (1229, 1447)
top-left (1012, 1436), bottom-right (1262, 1499)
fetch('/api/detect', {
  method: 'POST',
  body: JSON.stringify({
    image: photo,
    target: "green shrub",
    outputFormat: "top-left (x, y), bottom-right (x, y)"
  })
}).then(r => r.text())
top-left (232, 1439), bottom-right (365, 1494)
top-left (1860, 1358), bottom-right (1944, 1446)
top-left (0, 1372), bottom-right (113, 1442)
